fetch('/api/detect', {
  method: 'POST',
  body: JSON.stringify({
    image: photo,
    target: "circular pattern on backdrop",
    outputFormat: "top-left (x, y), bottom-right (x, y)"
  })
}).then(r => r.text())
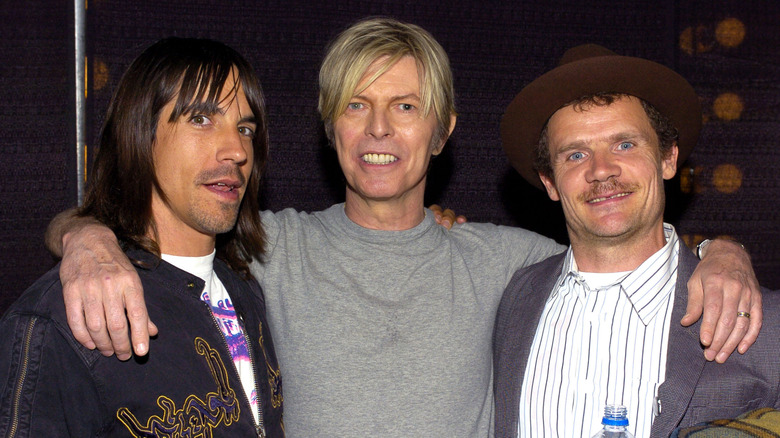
top-left (679, 17), bottom-right (745, 55)
top-left (713, 92), bottom-right (744, 121)
top-left (712, 163), bottom-right (743, 193)
top-left (715, 18), bottom-right (746, 48)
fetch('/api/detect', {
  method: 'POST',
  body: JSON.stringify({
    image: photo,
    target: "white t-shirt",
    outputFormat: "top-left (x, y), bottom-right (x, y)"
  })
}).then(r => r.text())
top-left (162, 251), bottom-right (259, 424)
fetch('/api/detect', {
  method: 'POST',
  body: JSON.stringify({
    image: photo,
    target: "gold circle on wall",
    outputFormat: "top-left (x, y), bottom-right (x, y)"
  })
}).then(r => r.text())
top-left (715, 17), bottom-right (746, 48)
top-left (712, 163), bottom-right (743, 194)
top-left (713, 93), bottom-right (744, 121)
top-left (680, 27), bottom-right (695, 55)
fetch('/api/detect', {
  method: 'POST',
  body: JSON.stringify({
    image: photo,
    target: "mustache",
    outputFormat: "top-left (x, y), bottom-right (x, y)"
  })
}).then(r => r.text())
top-left (578, 179), bottom-right (639, 202)
top-left (194, 166), bottom-right (247, 187)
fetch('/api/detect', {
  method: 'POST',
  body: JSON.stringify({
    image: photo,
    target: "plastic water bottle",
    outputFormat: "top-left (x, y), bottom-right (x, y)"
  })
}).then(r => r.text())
top-left (590, 405), bottom-right (634, 437)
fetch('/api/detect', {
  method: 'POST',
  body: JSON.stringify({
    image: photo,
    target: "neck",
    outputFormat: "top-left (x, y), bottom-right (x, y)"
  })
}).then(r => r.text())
top-left (343, 190), bottom-right (426, 231)
top-left (151, 224), bottom-right (216, 257)
top-left (569, 224), bottom-right (667, 273)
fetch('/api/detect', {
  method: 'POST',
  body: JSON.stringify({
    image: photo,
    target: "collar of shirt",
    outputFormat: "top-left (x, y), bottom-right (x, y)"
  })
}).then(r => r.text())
top-left (552, 223), bottom-right (680, 325)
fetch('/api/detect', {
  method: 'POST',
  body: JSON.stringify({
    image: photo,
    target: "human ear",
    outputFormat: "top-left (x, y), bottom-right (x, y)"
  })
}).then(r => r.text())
top-left (432, 113), bottom-right (457, 156)
top-left (539, 173), bottom-right (560, 201)
top-left (662, 144), bottom-right (679, 180)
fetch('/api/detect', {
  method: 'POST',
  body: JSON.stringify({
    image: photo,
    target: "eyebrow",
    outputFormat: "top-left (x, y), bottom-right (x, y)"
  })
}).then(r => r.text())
top-left (238, 115), bottom-right (257, 125)
top-left (185, 100), bottom-right (221, 115)
top-left (184, 101), bottom-right (256, 124)
top-left (352, 93), bottom-right (421, 102)
top-left (557, 130), bottom-right (647, 153)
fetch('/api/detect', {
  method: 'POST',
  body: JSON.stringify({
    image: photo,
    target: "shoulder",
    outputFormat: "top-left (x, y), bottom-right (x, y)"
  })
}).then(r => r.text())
top-left (4, 264), bottom-right (68, 322)
top-left (1, 264), bottom-right (100, 363)
top-left (214, 258), bottom-right (260, 296)
top-left (450, 222), bottom-right (555, 247)
top-left (507, 252), bottom-right (566, 293)
top-left (260, 205), bottom-right (341, 236)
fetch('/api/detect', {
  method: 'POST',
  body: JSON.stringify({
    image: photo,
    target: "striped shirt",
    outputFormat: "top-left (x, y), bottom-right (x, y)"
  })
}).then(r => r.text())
top-left (518, 224), bottom-right (680, 438)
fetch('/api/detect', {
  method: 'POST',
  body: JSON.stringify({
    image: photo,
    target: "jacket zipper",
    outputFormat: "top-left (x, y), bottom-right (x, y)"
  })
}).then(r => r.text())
top-left (203, 302), bottom-right (265, 437)
top-left (6, 316), bottom-right (37, 438)
top-left (239, 312), bottom-right (266, 438)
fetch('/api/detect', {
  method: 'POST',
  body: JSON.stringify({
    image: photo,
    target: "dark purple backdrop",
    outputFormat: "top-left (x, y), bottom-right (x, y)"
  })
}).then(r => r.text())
top-left (2, 0), bottom-right (778, 315)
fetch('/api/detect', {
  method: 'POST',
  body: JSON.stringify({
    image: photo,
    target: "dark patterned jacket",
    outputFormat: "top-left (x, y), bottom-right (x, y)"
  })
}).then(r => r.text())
top-left (0, 249), bottom-right (284, 437)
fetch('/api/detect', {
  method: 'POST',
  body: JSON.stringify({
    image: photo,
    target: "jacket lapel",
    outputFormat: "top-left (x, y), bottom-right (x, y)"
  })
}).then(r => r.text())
top-left (651, 245), bottom-right (707, 437)
top-left (496, 254), bottom-right (566, 435)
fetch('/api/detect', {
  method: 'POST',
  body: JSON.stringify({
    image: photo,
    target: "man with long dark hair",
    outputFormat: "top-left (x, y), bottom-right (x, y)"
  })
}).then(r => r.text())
top-left (0, 37), bottom-right (283, 437)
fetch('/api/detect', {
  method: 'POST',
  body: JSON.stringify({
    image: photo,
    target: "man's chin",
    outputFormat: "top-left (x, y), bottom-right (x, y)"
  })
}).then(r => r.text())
top-left (195, 211), bottom-right (240, 236)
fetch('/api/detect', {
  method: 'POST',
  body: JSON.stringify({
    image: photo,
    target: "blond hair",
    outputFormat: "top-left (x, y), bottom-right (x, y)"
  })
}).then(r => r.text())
top-left (318, 17), bottom-right (456, 144)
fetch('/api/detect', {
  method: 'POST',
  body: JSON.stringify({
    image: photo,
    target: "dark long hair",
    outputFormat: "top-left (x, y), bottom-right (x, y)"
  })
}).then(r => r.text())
top-left (79, 37), bottom-right (268, 278)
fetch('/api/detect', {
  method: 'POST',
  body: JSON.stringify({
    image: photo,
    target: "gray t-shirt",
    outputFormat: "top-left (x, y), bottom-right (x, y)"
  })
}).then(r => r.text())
top-left (252, 204), bottom-right (563, 437)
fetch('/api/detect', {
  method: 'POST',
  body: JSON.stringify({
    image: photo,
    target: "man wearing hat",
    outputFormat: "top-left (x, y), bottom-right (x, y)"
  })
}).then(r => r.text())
top-left (493, 44), bottom-right (780, 437)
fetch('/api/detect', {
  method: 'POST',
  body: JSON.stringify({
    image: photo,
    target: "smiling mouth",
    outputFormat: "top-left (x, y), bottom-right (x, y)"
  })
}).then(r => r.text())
top-left (588, 192), bottom-right (630, 203)
top-left (209, 182), bottom-right (238, 192)
top-left (362, 153), bottom-right (398, 165)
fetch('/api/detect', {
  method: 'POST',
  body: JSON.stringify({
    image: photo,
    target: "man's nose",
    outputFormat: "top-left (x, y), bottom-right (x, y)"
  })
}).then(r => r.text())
top-left (585, 150), bottom-right (620, 183)
top-left (217, 128), bottom-right (249, 165)
top-left (365, 108), bottom-right (393, 138)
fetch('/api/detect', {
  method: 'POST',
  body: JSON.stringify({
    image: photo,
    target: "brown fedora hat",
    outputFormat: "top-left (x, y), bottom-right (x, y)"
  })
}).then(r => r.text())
top-left (501, 44), bottom-right (701, 189)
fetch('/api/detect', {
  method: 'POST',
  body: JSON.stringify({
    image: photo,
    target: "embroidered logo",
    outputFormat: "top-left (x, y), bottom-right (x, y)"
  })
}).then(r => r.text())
top-left (116, 337), bottom-right (241, 437)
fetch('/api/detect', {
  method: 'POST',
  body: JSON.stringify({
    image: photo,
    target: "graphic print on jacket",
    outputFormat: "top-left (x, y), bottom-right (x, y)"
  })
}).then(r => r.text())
top-left (116, 337), bottom-right (241, 436)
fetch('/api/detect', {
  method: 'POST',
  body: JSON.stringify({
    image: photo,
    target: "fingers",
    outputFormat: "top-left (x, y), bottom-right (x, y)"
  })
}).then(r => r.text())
top-left (689, 238), bottom-right (763, 363)
top-left (59, 221), bottom-right (152, 361)
top-left (698, 285), bottom-right (722, 358)
top-left (429, 204), bottom-right (459, 229)
top-left (148, 320), bottom-right (159, 337)
top-left (103, 282), bottom-right (133, 361)
top-left (705, 280), bottom-right (745, 362)
top-left (63, 284), bottom-right (96, 351)
top-left (681, 276), bottom-right (704, 328)
top-left (739, 288), bottom-right (762, 354)
top-left (685, 273), bottom-right (718, 350)
top-left (704, 276), bottom-right (740, 360)
top-left (440, 208), bottom-right (456, 229)
top-left (83, 291), bottom-right (118, 358)
top-left (698, 273), bottom-right (762, 362)
top-left (125, 286), bottom-right (153, 357)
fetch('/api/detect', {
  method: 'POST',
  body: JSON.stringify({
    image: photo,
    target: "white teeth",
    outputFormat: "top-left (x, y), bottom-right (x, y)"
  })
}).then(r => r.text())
top-left (589, 192), bottom-right (629, 203)
top-left (212, 183), bottom-right (236, 192)
top-left (362, 153), bottom-right (398, 165)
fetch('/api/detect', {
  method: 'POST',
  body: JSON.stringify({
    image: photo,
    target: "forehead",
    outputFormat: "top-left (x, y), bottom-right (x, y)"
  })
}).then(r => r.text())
top-left (356, 55), bottom-right (421, 94)
top-left (547, 96), bottom-right (652, 146)
top-left (169, 72), bottom-right (252, 119)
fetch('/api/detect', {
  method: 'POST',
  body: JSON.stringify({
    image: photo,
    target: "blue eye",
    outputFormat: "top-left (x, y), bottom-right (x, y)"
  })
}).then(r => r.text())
top-left (347, 103), bottom-right (363, 110)
top-left (568, 152), bottom-right (585, 161)
top-left (618, 141), bottom-right (633, 150)
top-left (399, 103), bottom-right (414, 111)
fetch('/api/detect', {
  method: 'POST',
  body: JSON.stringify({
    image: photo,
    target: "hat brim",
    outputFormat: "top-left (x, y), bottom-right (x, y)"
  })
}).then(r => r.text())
top-left (501, 53), bottom-right (701, 189)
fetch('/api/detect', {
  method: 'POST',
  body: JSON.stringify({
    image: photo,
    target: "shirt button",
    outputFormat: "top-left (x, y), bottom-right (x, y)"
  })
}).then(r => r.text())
top-left (187, 282), bottom-right (195, 288)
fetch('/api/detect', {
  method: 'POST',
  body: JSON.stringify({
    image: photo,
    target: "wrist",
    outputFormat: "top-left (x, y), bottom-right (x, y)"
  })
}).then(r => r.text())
top-left (696, 239), bottom-right (712, 260)
top-left (697, 238), bottom-right (746, 260)
top-left (63, 221), bottom-right (117, 253)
